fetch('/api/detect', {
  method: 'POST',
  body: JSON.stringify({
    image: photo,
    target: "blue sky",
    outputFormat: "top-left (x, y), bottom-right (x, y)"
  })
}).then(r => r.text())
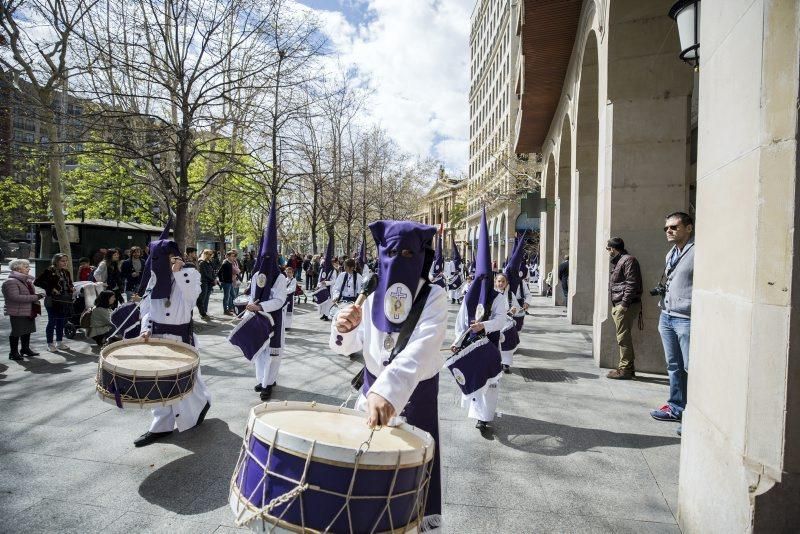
top-left (294, 0), bottom-right (474, 174)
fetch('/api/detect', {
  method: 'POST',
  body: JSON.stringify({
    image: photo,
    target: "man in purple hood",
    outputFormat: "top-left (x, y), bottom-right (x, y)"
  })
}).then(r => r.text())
top-left (330, 220), bottom-right (448, 531)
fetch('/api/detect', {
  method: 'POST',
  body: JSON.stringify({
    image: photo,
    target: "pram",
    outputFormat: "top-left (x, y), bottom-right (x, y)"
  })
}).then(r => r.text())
top-left (63, 282), bottom-right (104, 339)
top-left (294, 282), bottom-right (307, 304)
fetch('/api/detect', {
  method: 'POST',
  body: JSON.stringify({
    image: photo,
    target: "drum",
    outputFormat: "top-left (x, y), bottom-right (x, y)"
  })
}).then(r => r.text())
top-left (230, 401), bottom-right (435, 534)
top-left (500, 319), bottom-right (520, 352)
top-left (110, 301), bottom-right (141, 339)
top-left (234, 295), bottom-right (249, 315)
top-left (445, 336), bottom-right (502, 395)
top-left (514, 315), bottom-right (524, 332)
top-left (312, 286), bottom-right (330, 304)
top-left (96, 338), bottom-right (199, 408)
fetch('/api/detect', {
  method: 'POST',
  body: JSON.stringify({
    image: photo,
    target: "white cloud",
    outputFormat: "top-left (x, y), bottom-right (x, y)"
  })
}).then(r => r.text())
top-left (308, 0), bottom-right (473, 174)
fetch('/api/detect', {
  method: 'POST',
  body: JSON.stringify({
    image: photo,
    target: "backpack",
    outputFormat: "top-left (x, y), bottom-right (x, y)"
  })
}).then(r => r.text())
top-left (80, 307), bottom-right (93, 329)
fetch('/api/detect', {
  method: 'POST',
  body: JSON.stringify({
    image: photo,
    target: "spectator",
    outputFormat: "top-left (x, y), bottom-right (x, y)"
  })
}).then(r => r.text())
top-left (650, 212), bottom-right (695, 436)
top-left (2, 259), bottom-right (44, 361)
top-left (218, 250), bottom-right (239, 315)
top-left (302, 254), bottom-right (312, 287)
top-left (78, 257), bottom-right (93, 282)
top-left (120, 246), bottom-right (144, 301)
top-left (87, 290), bottom-right (116, 346)
top-left (197, 249), bottom-right (216, 319)
top-left (212, 251), bottom-right (222, 274)
top-left (34, 253), bottom-right (75, 352)
top-left (184, 247), bottom-right (198, 268)
top-left (95, 248), bottom-right (123, 303)
top-left (558, 255), bottom-right (570, 302)
top-left (605, 238), bottom-right (643, 380)
top-left (307, 255), bottom-right (320, 291)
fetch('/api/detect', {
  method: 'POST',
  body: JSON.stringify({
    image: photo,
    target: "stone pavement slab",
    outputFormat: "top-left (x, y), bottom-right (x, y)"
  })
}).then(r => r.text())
top-left (0, 266), bottom-right (681, 533)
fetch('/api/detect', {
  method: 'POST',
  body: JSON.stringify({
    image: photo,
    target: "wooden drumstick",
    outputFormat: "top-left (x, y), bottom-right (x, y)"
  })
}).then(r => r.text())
top-left (355, 271), bottom-right (378, 307)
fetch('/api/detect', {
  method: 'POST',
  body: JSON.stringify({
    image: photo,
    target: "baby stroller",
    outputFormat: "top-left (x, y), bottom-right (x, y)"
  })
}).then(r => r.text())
top-left (63, 282), bottom-right (104, 339)
top-left (294, 283), bottom-right (307, 304)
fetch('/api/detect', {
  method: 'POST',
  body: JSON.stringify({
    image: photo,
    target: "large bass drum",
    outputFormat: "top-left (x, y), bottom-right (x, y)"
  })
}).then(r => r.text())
top-left (230, 401), bottom-right (435, 533)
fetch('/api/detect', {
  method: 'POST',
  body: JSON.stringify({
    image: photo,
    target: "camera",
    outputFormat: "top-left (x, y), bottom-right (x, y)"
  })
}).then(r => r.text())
top-left (649, 284), bottom-right (666, 297)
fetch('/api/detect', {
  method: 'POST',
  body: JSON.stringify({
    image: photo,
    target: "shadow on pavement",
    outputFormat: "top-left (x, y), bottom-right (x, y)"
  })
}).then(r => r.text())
top-left (493, 413), bottom-right (680, 456)
top-left (511, 366), bottom-right (598, 383)
top-left (0, 362), bottom-right (7, 381)
top-left (138, 418), bottom-right (241, 514)
top-left (516, 347), bottom-right (572, 360)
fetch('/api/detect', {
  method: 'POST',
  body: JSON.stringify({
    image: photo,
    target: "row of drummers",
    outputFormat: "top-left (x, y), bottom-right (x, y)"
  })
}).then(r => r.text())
top-left (94, 206), bottom-right (530, 533)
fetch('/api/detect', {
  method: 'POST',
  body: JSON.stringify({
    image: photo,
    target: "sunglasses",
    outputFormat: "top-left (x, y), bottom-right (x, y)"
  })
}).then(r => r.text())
top-left (664, 225), bottom-right (681, 232)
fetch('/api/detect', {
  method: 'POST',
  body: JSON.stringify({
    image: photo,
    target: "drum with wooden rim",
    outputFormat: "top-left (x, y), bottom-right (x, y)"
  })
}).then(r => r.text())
top-left (96, 338), bottom-right (199, 408)
top-left (230, 401), bottom-right (435, 533)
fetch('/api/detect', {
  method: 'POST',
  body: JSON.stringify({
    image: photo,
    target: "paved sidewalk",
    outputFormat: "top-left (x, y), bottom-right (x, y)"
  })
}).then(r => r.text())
top-left (0, 269), bottom-right (681, 533)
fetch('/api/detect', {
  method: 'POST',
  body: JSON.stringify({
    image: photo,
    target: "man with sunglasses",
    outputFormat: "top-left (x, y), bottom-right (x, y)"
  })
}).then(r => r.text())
top-left (650, 212), bottom-right (695, 436)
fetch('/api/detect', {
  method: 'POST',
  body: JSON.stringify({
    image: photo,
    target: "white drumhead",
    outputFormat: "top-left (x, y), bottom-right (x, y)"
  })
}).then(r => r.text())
top-left (234, 295), bottom-right (249, 305)
top-left (101, 338), bottom-right (199, 377)
top-left (248, 401), bottom-right (435, 468)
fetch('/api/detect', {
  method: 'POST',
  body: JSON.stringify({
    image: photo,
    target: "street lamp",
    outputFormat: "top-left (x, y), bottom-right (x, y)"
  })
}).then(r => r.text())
top-left (669, 0), bottom-right (700, 67)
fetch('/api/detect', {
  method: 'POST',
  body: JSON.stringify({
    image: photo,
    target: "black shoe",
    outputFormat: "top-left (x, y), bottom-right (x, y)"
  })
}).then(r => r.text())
top-left (21, 348), bottom-right (40, 357)
top-left (475, 420), bottom-right (488, 431)
top-left (134, 430), bottom-right (173, 447)
top-left (9, 353), bottom-right (23, 361)
top-left (196, 401), bottom-right (211, 426)
top-left (502, 364), bottom-right (510, 374)
top-left (254, 383), bottom-right (263, 392)
top-left (260, 385), bottom-right (273, 402)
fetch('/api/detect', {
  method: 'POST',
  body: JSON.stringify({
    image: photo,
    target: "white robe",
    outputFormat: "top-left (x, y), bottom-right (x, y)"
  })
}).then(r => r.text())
top-left (331, 270), bottom-right (362, 303)
top-left (140, 267), bottom-right (211, 433)
top-left (453, 292), bottom-right (508, 422)
top-left (284, 278), bottom-right (297, 330)
top-left (249, 274), bottom-right (288, 388)
top-left (444, 261), bottom-right (461, 301)
top-left (329, 281), bottom-right (448, 420)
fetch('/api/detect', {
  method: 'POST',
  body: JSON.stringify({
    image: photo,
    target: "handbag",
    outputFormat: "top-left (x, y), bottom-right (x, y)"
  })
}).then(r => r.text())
top-left (51, 291), bottom-right (74, 316)
top-left (350, 283), bottom-right (433, 391)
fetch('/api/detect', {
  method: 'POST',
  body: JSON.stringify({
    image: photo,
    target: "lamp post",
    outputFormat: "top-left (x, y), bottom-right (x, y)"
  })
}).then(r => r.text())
top-left (669, 0), bottom-right (700, 67)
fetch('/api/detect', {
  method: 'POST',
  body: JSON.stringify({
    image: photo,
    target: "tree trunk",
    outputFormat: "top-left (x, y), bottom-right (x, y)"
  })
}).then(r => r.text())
top-left (43, 111), bottom-right (72, 274)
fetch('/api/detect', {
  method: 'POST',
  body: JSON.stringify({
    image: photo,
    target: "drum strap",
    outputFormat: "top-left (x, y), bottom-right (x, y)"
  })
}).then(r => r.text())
top-left (351, 283), bottom-right (432, 390)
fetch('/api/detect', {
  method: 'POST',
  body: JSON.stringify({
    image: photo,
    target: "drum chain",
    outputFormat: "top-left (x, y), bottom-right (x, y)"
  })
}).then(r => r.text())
top-left (263, 482), bottom-right (309, 513)
top-left (357, 427), bottom-right (378, 456)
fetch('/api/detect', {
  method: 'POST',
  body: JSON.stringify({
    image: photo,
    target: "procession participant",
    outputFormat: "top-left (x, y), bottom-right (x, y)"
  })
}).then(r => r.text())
top-left (331, 258), bottom-right (362, 305)
top-left (284, 266), bottom-right (297, 330)
top-left (331, 220), bottom-right (447, 532)
top-left (452, 208), bottom-right (507, 432)
top-left (504, 236), bottom-right (530, 333)
top-left (315, 236), bottom-right (336, 321)
top-left (135, 216), bottom-right (172, 297)
top-left (134, 235), bottom-right (211, 447)
top-left (241, 202), bottom-right (287, 401)
top-left (429, 230), bottom-right (446, 288)
top-left (445, 234), bottom-right (464, 304)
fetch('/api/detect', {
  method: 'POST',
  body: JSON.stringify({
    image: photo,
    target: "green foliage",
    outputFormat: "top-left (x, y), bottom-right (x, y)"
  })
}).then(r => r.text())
top-left (0, 146), bottom-right (51, 235)
top-left (450, 202), bottom-right (466, 227)
top-left (63, 145), bottom-right (158, 224)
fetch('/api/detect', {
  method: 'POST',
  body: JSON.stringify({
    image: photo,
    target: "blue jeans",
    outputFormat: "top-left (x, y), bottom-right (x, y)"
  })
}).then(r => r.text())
top-left (658, 312), bottom-right (691, 415)
top-left (222, 282), bottom-right (234, 312)
top-left (44, 304), bottom-right (66, 343)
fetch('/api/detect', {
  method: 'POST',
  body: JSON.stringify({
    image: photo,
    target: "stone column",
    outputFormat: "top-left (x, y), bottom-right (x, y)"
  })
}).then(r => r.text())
top-left (539, 160), bottom-right (556, 295)
top-left (678, 1), bottom-right (800, 531)
top-left (593, 0), bottom-right (693, 372)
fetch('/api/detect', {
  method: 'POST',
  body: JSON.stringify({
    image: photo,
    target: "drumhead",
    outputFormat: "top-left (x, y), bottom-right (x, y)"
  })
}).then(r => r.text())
top-left (100, 338), bottom-right (199, 377)
top-left (249, 402), bottom-right (435, 468)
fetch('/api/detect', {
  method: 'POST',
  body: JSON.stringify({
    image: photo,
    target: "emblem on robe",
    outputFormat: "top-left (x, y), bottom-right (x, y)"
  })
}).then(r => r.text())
top-left (453, 368), bottom-right (466, 386)
top-left (257, 273), bottom-right (267, 288)
top-left (384, 282), bottom-right (411, 324)
top-left (475, 303), bottom-right (485, 322)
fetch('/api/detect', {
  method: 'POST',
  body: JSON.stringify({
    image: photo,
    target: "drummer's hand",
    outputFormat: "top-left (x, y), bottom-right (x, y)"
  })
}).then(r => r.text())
top-left (171, 258), bottom-right (184, 272)
top-left (246, 303), bottom-right (261, 312)
top-left (366, 392), bottom-right (395, 428)
top-left (450, 345), bottom-right (458, 353)
top-left (140, 330), bottom-right (151, 341)
top-left (469, 321), bottom-right (485, 333)
top-left (523, 303), bottom-right (529, 310)
top-left (509, 307), bottom-right (518, 315)
top-left (335, 304), bottom-right (362, 333)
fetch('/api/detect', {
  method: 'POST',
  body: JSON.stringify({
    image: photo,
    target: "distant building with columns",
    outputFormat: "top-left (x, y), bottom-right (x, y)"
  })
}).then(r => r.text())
top-left (412, 166), bottom-right (467, 251)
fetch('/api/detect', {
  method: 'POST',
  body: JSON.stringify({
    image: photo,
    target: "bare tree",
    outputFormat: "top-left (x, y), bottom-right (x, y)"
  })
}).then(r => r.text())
top-left (1, 0), bottom-right (98, 269)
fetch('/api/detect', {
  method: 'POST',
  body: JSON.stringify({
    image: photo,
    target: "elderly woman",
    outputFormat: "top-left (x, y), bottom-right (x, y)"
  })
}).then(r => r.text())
top-left (2, 259), bottom-right (44, 361)
top-left (34, 253), bottom-right (75, 352)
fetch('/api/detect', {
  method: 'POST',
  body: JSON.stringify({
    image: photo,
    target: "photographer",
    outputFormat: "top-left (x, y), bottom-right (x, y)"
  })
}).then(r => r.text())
top-left (605, 238), bottom-right (643, 380)
top-left (649, 212), bottom-right (695, 435)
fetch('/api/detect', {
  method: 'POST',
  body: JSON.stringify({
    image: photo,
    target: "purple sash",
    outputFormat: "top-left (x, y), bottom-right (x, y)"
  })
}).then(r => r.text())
top-left (228, 312), bottom-right (274, 360)
top-left (362, 369), bottom-right (441, 521)
top-left (514, 315), bottom-right (524, 332)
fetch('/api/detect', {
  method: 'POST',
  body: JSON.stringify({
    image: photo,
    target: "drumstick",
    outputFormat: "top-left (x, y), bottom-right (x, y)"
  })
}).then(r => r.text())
top-left (354, 271), bottom-right (378, 307)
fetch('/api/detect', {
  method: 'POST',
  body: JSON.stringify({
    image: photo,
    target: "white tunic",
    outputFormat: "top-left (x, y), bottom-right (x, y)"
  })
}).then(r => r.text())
top-left (316, 269), bottom-right (338, 317)
top-left (453, 292), bottom-right (508, 422)
top-left (140, 267), bottom-right (211, 433)
top-left (331, 271), bottom-right (362, 301)
top-left (330, 282), bottom-right (448, 417)
top-left (249, 274), bottom-right (288, 388)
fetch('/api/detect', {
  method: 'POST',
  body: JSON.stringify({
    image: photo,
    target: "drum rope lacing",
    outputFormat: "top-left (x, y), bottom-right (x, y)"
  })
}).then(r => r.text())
top-left (231, 414), bottom-right (431, 533)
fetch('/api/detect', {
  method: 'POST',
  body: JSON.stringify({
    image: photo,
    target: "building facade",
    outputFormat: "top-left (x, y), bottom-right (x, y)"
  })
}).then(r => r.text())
top-left (412, 166), bottom-right (467, 249)
top-left (510, 0), bottom-right (800, 530)
top-left (465, 0), bottom-right (522, 267)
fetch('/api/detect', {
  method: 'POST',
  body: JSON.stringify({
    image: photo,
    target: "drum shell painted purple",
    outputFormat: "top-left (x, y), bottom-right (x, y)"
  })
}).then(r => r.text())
top-left (313, 287), bottom-right (330, 304)
top-left (500, 323), bottom-right (520, 352)
top-left (234, 435), bottom-right (428, 532)
top-left (97, 366), bottom-right (195, 406)
top-left (514, 315), bottom-right (524, 332)
top-left (445, 337), bottom-right (502, 395)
